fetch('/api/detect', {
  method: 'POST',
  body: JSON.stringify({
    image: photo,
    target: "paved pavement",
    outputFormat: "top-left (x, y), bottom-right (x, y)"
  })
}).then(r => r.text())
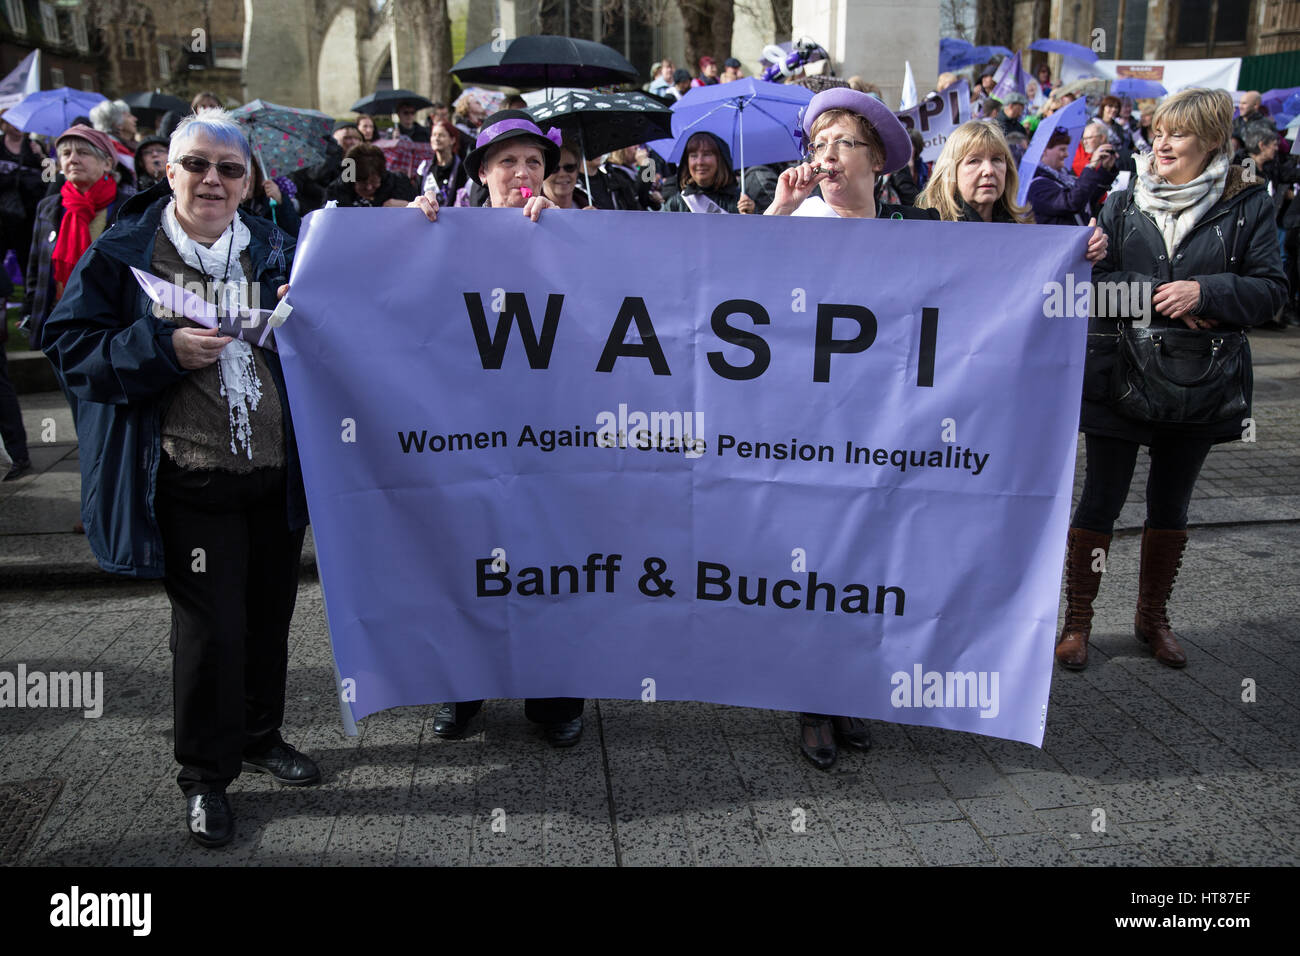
top-left (1, 333), bottom-right (1298, 866)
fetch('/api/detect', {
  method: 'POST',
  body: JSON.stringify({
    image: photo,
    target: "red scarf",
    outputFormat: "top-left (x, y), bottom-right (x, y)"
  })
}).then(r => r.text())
top-left (1071, 142), bottom-right (1089, 177)
top-left (53, 176), bottom-right (118, 286)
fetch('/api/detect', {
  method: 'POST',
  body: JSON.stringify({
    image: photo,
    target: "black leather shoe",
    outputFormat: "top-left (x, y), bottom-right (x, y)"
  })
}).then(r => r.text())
top-left (3, 459), bottom-right (31, 481)
top-left (798, 714), bottom-right (837, 770)
top-left (544, 716), bottom-right (583, 748)
top-left (832, 715), bottom-right (872, 751)
top-left (187, 792), bottom-right (233, 847)
top-left (432, 702), bottom-right (478, 739)
top-left (242, 741), bottom-right (321, 786)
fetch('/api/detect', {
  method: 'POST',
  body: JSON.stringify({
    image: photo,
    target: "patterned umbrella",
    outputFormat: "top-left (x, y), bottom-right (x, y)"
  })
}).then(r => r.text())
top-left (228, 99), bottom-right (334, 179)
top-left (528, 90), bottom-right (672, 159)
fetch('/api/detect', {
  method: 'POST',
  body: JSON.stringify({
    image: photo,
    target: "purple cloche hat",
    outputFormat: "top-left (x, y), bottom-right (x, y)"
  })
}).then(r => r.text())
top-left (800, 88), bottom-right (913, 175)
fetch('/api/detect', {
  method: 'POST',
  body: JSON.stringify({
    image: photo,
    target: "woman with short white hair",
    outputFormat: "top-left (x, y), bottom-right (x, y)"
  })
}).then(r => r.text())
top-left (42, 108), bottom-right (317, 849)
top-left (89, 98), bottom-right (139, 153)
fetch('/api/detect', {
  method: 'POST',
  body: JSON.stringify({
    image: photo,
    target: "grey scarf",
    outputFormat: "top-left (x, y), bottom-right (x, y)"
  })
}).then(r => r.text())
top-left (1133, 151), bottom-right (1230, 257)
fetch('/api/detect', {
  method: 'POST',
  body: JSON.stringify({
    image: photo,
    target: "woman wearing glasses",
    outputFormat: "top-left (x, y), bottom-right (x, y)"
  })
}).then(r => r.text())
top-left (42, 109), bottom-right (318, 849)
top-left (541, 141), bottom-right (589, 209)
top-left (766, 87), bottom-right (938, 770)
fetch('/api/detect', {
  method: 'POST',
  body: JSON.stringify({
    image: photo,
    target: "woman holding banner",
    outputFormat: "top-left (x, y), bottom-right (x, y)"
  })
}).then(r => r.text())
top-left (1057, 88), bottom-right (1286, 671)
top-left (409, 110), bottom-right (586, 748)
top-left (916, 120), bottom-right (1109, 264)
top-left (765, 87), bottom-right (936, 769)
top-left (661, 132), bottom-right (755, 214)
top-left (40, 109), bottom-right (317, 848)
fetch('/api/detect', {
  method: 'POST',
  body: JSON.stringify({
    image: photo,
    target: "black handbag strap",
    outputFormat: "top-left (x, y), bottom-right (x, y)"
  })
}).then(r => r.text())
top-left (1141, 331), bottom-right (1237, 387)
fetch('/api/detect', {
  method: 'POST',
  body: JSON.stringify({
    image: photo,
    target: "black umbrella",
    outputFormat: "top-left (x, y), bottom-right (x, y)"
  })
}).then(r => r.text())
top-left (451, 35), bottom-right (637, 90)
top-left (123, 91), bottom-right (190, 124)
top-left (350, 89), bottom-right (436, 115)
top-left (528, 90), bottom-right (672, 198)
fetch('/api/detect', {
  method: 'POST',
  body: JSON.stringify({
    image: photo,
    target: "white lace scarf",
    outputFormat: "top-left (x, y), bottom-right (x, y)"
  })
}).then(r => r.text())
top-left (1133, 151), bottom-right (1230, 258)
top-left (161, 200), bottom-right (261, 460)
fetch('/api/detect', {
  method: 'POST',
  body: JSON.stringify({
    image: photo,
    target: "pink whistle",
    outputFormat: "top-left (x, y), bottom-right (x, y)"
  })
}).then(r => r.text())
top-left (520, 187), bottom-right (533, 199)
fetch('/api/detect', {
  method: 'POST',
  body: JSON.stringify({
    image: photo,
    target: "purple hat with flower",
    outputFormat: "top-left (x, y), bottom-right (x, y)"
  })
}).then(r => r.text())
top-left (464, 109), bottom-right (562, 185)
top-left (800, 88), bottom-right (913, 175)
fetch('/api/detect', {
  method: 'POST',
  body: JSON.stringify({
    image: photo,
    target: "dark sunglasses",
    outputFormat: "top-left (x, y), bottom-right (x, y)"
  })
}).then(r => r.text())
top-left (556, 162), bottom-right (579, 173)
top-left (176, 155), bottom-right (248, 179)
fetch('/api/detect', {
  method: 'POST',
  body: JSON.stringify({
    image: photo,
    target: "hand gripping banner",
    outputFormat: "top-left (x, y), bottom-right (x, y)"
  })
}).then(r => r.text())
top-left (279, 208), bottom-right (1092, 745)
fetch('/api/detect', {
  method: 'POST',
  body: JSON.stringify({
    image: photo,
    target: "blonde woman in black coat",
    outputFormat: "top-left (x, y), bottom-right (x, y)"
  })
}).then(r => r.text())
top-left (1057, 89), bottom-right (1286, 671)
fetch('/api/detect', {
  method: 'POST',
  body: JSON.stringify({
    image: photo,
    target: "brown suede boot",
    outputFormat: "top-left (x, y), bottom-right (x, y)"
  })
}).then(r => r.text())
top-left (1135, 525), bottom-right (1189, 668)
top-left (1055, 527), bottom-right (1112, 670)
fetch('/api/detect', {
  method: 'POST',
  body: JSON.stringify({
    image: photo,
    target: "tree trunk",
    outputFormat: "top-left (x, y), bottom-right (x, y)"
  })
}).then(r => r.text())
top-left (409, 0), bottom-right (454, 105)
top-left (677, 0), bottom-right (733, 71)
top-left (974, 0), bottom-right (1013, 48)
top-left (770, 0), bottom-right (792, 43)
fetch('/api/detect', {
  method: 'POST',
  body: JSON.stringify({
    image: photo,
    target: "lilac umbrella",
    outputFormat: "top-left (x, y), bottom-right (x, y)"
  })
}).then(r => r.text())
top-left (4, 88), bottom-right (107, 136)
top-left (1111, 77), bottom-right (1167, 99)
top-left (1260, 87), bottom-right (1300, 116)
top-left (665, 78), bottom-right (814, 185)
top-left (1029, 39), bottom-right (1100, 64)
top-left (1017, 97), bottom-right (1090, 207)
top-left (940, 38), bottom-right (1014, 73)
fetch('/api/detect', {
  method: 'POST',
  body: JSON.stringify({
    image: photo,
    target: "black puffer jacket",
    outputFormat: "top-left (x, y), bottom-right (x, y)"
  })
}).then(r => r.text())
top-left (1083, 165), bottom-right (1287, 445)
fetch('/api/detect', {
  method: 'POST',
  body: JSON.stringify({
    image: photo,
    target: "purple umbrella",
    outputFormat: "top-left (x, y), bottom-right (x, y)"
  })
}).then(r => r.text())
top-left (664, 78), bottom-right (814, 185)
top-left (1017, 97), bottom-right (1089, 207)
top-left (1029, 39), bottom-right (1100, 64)
top-left (1260, 87), bottom-right (1300, 116)
top-left (1111, 77), bottom-right (1167, 99)
top-left (4, 88), bottom-right (107, 136)
top-left (940, 38), bottom-right (1014, 73)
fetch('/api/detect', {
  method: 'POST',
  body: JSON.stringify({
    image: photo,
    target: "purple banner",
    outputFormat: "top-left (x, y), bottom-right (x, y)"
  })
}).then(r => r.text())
top-left (278, 208), bottom-right (1092, 745)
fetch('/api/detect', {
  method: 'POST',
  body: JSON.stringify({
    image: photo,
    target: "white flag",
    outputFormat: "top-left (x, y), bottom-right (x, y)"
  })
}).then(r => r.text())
top-left (0, 49), bottom-right (40, 110)
top-left (900, 60), bottom-right (918, 111)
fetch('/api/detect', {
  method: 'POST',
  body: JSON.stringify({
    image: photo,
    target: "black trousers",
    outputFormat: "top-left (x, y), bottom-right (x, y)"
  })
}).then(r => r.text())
top-left (156, 455), bottom-right (305, 796)
top-left (447, 698), bottom-right (584, 724)
top-left (1072, 433), bottom-right (1214, 535)
top-left (0, 344), bottom-right (27, 464)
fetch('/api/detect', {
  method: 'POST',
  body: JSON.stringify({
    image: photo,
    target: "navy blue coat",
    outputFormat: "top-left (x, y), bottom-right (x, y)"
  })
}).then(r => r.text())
top-left (40, 180), bottom-right (308, 578)
top-left (1027, 163), bottom-right (1116, 226)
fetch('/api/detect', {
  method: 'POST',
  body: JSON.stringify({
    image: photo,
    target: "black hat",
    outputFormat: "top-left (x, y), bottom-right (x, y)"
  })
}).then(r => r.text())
top-left (724, 57), bottom-right (742, 69)
top-left (673, 68), bottom-right (692, 84)
top-left (134, 134), bottom-right (168, 160)
top-left (464, 109), bottom-right (561, 185)
top-left (332, 118), bottom-right (361, 134)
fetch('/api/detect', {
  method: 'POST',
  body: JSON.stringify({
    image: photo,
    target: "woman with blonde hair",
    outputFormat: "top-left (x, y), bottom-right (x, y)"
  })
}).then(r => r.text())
top-left (918, 120), bottom-right (1110, 266)
top-left (916, 120), bottom-right (1035, 223)
top-left (1057, 88), bottom-right (1286, 671)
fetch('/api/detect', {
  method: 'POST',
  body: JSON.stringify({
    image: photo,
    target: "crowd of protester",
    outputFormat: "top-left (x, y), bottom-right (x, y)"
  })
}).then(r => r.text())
top-left (0, 51), bottom-right (1288, 847)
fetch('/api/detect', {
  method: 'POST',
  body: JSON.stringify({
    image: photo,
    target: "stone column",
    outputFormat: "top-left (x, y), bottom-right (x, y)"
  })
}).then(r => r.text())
top-left (243, 0), bottom-right (317, 107)
top-left (792, 0), bottom-right (940, 106)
